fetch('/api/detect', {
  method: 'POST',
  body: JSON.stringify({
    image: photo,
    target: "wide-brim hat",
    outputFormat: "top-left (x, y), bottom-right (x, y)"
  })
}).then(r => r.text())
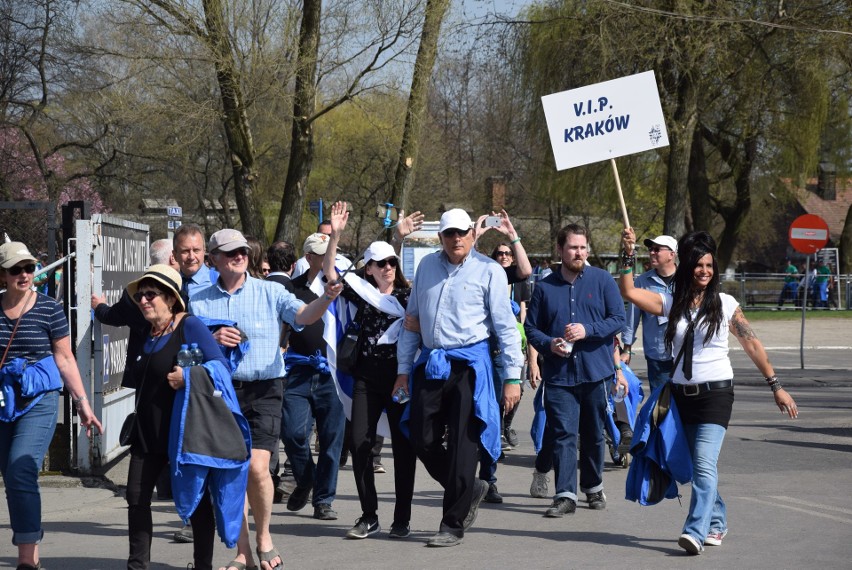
top-left (0, 242), bottom-right (38, 269)
top-left (364, 241), bottom-right (399, 264)
top-left (643, 235), bottom-right (678, 254)
top-left (126, 264), bottom-right (185, 312)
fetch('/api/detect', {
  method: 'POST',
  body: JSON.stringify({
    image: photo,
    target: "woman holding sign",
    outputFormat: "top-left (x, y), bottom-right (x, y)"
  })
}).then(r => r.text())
top-left (618, 227), bottom-right (798, 555)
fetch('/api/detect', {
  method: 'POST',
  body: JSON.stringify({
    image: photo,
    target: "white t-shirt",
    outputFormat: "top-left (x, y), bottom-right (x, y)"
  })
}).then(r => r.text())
top-left (660, 292), bottom-right (738, 384)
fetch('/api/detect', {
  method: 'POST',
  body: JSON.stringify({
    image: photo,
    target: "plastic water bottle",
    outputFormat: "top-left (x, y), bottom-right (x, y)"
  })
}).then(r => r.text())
top-left (189, 343), bottom-right (204, 366)
top-left (392, 387), bottom-right (410, 404)
top-left (614, 384), bottom-right (626, 403)
top-left (556, 338), bottom-right (573, 357)
top-left (176, 344), bottom-right (193, 367)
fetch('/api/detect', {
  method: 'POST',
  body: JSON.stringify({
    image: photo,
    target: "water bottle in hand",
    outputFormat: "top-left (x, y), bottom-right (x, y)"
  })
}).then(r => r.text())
top-left (392, 387), bottom-right (410, 404)
top-left (176, 344), bottom-right (193, 368)
top-left (614, 384), bottom-right (626, 403)
top-left (189, 343), bottom-right (204, 366)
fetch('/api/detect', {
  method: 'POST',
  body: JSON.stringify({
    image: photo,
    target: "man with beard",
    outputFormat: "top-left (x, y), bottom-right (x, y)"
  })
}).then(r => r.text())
top-left (524, 224), bottom-right (625, 518)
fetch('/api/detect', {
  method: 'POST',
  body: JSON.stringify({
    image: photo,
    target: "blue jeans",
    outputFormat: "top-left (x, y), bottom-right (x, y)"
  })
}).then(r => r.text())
top-left (0, 391), bottom-right (58, 545)
top-left (281, 365), bottom-right (345, 506)
top-left (682, 423), bottom-right (728, 543)
top-left (646, 358), bottom-right (673, 393)
top-left (544, 380), bottom-right (606, 501)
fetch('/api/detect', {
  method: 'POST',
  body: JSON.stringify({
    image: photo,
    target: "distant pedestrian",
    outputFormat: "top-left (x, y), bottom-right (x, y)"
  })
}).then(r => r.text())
top-left (777, 259), bottom-right (798, 308)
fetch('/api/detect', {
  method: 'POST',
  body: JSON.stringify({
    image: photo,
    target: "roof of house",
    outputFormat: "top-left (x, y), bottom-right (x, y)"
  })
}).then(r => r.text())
top-left (795, 178), bottom-right (852, 241)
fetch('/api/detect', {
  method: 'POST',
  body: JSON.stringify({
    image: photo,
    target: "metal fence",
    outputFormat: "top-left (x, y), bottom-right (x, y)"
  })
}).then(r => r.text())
top-left (721, 273), bottom-right (850, 310)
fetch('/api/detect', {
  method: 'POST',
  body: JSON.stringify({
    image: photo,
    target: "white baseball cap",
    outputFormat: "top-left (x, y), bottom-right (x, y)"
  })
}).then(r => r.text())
top-left (643, 235), bottom-right (678, 253)
top-left (364, 241), bottom-right (398, 263)
top-left (439, 209), bottom-right (473, 233)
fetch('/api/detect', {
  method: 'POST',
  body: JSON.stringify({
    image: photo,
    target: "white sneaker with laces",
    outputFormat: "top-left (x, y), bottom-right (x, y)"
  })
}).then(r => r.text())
top-left (705, 529), bottom-right (727, 546)
top-left (678, 533), bottom-right (704, 555)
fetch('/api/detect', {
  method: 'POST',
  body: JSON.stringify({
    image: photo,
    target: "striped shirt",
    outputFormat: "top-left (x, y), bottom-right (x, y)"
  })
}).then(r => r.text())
top-left (0, 293), bottom-right (69, 364)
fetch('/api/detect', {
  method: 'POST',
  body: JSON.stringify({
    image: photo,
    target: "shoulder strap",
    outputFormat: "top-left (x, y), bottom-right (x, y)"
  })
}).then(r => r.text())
top-left (0, 290), bottom-right (33, 370)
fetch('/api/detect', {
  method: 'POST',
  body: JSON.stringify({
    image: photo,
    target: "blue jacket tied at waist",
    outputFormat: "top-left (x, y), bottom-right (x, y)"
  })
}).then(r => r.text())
top-left (0, 355), bottom-right (63, 422)
top-left (169, 360), bottom-right (251, 548)
top-left (284, 351), bottom-right (330, 375)
top-left (402, 340), bottom-right (501, 462)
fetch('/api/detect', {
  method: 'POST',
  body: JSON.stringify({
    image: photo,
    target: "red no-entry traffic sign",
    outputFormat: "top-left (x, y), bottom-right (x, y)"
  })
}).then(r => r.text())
top-left (789, 214), bottom-right (829, 254)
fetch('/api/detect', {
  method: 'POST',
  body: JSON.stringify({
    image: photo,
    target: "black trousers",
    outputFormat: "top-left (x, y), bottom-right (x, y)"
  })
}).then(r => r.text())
top-left (409, 361), bottom-right (479, 536)
top-left (349, 370), bottom-right (417, 524)
top-left (126, 451), bottom-right (215, 570)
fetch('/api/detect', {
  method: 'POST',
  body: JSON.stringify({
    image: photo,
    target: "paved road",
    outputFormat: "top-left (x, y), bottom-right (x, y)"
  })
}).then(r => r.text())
top-left (2, 317), bottom-right (850, 569)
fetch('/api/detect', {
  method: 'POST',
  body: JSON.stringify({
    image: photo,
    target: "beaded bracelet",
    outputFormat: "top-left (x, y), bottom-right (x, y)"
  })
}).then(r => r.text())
top-left (620, 249), bottom-right (635, 268)
top-left (510, 237), bottom-right (521, 245)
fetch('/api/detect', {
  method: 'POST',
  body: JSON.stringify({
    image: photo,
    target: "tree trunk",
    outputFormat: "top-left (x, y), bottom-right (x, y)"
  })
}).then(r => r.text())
top-left (274, 0), bottom-right (322, 244)
top-left (714, 137), bottom-right (756, 272)
top-left (387, 0), bottom-right (451, 213)
top-left (688, 123), bottom-right (711, 233)
top-left (841, 202), bottom-right (852, 275)
top-left (202, 0), bottom-right (266, 243)
top-left (663, 75), bottom-right (697, 239)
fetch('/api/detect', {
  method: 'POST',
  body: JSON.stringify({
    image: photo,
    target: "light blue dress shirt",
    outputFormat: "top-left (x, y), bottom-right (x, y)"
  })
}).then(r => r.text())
top-left (190, 274), bottom-right (304, 382)
top-left (397, 249), bottom-right (523, 381)
top-left (621, 269), bottom-right (674, 362)
top-left (183, 264), bottom-right (219, 299)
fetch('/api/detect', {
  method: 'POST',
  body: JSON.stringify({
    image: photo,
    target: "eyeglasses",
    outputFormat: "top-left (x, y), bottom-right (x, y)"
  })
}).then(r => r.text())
top-left (133, 290), bottom-right (163, 303)
top-left (222, 248), bottom-right (249, 258)
top-left (495, 251), bottom-right (512, 257)
top-left (441, 228), bottom-right (471, 238)
top-left (7, 264), bottom-right (36, 276)
top-left (648, 247), bottom-right (671, 254)
top-left (372, 258), bottom-right (398, 268)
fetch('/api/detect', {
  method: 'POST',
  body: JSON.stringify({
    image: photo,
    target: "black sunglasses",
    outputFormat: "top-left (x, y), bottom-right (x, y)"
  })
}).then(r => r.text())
top-left (133, 290), bottom-right (163, 303)
top-left (222, 248), bottom-right (249, 258)
top-left (648, 246), bottom-right (671, 253)
top-left (495, 250), bottom-right (512, 257)
top-left (7, 264), bottom-right (36, 276)
top-left (441, 228), bottom-right (471, 238)
top-left (372, 258), bottom-right (398, 268)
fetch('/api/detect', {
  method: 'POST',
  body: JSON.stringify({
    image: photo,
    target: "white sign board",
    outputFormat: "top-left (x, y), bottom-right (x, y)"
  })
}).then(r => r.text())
top-left (541, 70), bottom-right (669, 170)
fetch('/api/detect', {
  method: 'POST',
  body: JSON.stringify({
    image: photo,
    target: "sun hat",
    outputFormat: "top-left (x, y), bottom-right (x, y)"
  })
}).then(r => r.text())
top-left (126, 264), bottom-right (185, 312)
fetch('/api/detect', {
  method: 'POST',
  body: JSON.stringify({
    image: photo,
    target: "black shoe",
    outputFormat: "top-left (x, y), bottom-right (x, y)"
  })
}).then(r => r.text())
top-left (462, 479), bottom-right (489, 530)
top-left (484, 483), bottom-right (503, 504)
top-left (544, 497), bottom-right (577, 517)
top-left (286, 485), bottom-right (311, 512)
top-left (313, 503), bottom-right (338, 520)
top-left (500, 434), bottom-right (513, 451)
top-left (504, 427), bottom-right (519, 448)
top-left (586, 491), bottom-right (607, 510)
top-left (388, 522), bottom-right (411, 539)
top-left (426, 531), bottom-right (463, 547)
top-left (173, 524), bottom-right (194, 543)
top-left (345, 517), bottom-right (380, 539)
top-left (617, 425), bottom-right (633, 458)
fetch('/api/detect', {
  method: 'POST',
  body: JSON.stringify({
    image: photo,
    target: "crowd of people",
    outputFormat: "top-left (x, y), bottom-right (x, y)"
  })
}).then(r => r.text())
top-left (0, 211), bottom-right (802, 569)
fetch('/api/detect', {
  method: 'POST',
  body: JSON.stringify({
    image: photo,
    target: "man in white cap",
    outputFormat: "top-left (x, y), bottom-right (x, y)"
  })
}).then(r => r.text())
top-left (291, 220), bottom-right (351, 278)
top-left (394, 208), bottom-right (523, 547)
top-left (620, 234), bottom-right (678, 394)
top-left (190, 228), bottom-right (343, 570)
top-left (280, 232), bottom-right (346, 522)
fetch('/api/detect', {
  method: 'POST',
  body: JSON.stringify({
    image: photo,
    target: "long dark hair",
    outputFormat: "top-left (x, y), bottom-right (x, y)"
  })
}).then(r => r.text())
top-left (364, 259), bottom-right (409, 290)
top-left (664, 231), bottom-right (723, 350)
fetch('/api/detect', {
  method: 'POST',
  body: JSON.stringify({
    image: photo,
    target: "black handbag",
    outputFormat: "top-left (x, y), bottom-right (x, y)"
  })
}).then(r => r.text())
top-left (119, 412), bottom-right (137, 447)
top-left (336, 301), bottom-right (365, 375)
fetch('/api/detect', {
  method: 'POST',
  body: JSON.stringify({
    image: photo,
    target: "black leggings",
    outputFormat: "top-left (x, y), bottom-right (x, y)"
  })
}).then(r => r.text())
top-left (126, 451), bottom-right (215, 570)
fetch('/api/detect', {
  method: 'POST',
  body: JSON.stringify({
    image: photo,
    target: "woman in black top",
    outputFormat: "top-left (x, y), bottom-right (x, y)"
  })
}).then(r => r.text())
top-left (324, 201), bottom-right (418, 540)
top-left (122, 265), bottom-right (228, 570)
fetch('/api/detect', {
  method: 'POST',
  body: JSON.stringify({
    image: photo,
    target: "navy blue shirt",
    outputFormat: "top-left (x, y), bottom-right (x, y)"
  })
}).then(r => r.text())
top-left (1, 293), bottom-right (69, 364)
top-left (524, 266), bottom-right (625, 386)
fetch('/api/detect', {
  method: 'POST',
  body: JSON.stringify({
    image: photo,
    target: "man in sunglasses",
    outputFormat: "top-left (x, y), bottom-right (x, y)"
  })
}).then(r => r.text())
top-left (190, 228), bottom-right (343, 570)
top-left (395, 208), bottom-right (523, 548)
top-left (620, 234), bottom-right (678, 393)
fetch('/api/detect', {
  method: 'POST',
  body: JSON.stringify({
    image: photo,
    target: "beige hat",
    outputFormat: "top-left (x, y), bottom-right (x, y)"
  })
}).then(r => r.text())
top-left (303, 233), bottom-right (330, 255)
top-left (126, 264), bottom-right (185, 312)
top-left (208, 229), bottom-right (249, 253)
top-left (0, 242), bottom-right (38, 269)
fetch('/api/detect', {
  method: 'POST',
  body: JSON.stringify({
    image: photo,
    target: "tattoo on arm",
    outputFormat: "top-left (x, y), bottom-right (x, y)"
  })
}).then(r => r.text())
top-left (731, 307), bottom-right (756, 340)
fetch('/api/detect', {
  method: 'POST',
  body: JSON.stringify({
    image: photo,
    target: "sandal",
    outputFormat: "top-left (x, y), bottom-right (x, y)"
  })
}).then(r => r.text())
top-left (221, 561), bottom-right (258, 570)
top-left (255, 546), bottom-right (282, 569)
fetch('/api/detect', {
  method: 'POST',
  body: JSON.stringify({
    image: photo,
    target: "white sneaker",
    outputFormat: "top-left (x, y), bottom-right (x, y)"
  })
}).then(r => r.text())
top-left (705, 529), bottom-right (727, 546)
top-left (678, 533), bottom-right (704, 555)
top-left (530, 470), bottom-right (549, 498)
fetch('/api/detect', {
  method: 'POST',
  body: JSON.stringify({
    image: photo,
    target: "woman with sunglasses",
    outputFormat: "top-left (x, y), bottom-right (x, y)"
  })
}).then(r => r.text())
top-left (0, 242), bottom-right (102, 570)
top-left (323, 200), bottom-right (420, 541)
top-left (122, 265), bottom-right (229, 570)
